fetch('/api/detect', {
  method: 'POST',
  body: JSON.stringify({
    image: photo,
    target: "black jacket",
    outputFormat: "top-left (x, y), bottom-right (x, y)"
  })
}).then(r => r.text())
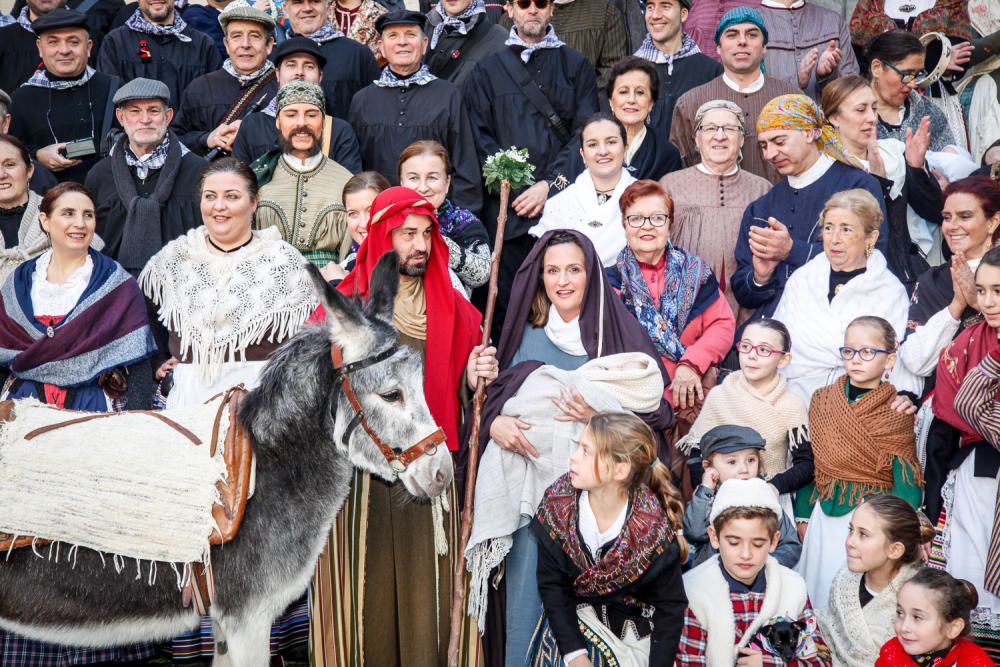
top-left (647, 53), bottom-right (722, 140)
top-left (564, 127), bottom-right (682, 182)
top-left (314, 37), bottom-right (382, 120)
top-left (97, 20), bottom-right (223, 113)
top-left (231, 111), bottom-right (363, 174)
top-left (463, 45), bottom-right (599, 239)
top-left (423, 12), bottom-right (508, 89)
top-left (0, 24), bottom-right (43, 94)
top-left (349, 77), bottom-right (482, 215)
top-left (172, 68), bottom-right (279, 155)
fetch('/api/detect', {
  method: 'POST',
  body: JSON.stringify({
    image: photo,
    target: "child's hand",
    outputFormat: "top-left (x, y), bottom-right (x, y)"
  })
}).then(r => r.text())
top-left (797, 521), bottom-right (808, 541)
top-left (701, 466), bottom-right (720, 490)
top-left (736, 647), bottom-right (765, 667)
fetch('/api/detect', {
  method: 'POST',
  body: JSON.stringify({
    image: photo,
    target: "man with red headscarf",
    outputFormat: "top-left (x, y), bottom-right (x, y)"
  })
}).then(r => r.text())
top-left (312, 186), bottom-right (496, 666)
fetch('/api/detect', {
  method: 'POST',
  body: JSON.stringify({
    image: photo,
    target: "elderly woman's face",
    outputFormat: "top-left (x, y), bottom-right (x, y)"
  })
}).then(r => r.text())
top-left (695, 108), bottom-right (743, 168)
top-left (822, 207), bottom-right (876, 272)
top-left (623, 194), bottom-right (670, 262)
top-left (542, 242), bottom-right (587, 322)
top-left (609, 69), bottom-right (654, 129)
top-left (200, 171), bottom-right (257, 246)
top-left (942, 192), bottom-right (998, 260)
top-left (580, 120), bottom-right (626, 182)
top-left (0, 142), bottom-right (31, 208)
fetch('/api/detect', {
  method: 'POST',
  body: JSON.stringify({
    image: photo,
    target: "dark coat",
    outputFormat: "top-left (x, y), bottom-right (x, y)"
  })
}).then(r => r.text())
top-left (0, 24), bottom-right (42, 94)
top-left (463, 45), bottom-right (599, 240)
top-left (231, 111), bottom-right (364, 174)
top-left (647, 53), bottom-right (723, 139)
top-left (348, 77), bottom-right (482, 215)
top-left (314, 37), bottom-right (381, 120)
top-left (85, 148), bottom-right (206, 270)
top-left (8, 71), bottom-right (120, 185)
top-left (180, 4), bottom-right (226, 60)
top-left (172, 68), bottom-right (279, 155)
top-left (8, 0), bottom-right (124, 64)
top-left (97, 20), bottom-right (223, 113)
top-left (423, 12), bottom-right (508, 88)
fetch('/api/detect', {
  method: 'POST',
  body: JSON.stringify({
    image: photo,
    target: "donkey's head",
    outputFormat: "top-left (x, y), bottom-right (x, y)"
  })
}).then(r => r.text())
top-left (306, 254), bottom-right (454, 498)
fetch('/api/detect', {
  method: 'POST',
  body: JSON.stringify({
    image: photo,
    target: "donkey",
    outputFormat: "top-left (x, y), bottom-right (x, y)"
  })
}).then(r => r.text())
top-left (0, 253), bottom-right (453, 667)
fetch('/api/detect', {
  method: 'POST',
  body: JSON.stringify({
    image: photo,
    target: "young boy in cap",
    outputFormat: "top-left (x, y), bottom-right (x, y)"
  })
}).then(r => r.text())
top-left (677, 477), bottom-right (830, 666)
top-left (683, 425), bottom-right (802, 568)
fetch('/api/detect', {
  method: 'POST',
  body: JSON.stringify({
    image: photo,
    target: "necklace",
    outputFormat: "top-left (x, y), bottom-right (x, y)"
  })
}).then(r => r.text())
top-left (207, 233), bottom-right (254, 254)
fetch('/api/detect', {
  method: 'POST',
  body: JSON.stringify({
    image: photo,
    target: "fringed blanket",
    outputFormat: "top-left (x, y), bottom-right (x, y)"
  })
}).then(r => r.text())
top-left (0, 395), bottom-right (231, 567)
top-left (465, 352), bottom-right (663, 626)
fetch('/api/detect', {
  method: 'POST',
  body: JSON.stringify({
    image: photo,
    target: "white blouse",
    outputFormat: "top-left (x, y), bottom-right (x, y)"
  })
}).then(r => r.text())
top-left (30, 250), bottom-right (93, 317)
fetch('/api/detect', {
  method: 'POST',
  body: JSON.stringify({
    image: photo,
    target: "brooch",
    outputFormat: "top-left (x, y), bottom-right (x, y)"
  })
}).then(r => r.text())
top-left (46, 326), bottom-right (54, 338)
top-left (138, 39), bottom-right (152, 63)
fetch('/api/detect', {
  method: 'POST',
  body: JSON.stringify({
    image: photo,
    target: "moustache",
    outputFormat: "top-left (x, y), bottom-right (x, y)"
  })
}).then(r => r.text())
top-left (288, 127), bottom-right (320, 140)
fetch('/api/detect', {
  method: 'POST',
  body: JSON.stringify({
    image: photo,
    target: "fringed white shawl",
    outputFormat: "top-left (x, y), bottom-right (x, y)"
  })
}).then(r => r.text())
top-left (772, 250), bottom-right (909, 406)
top-left (140, 226), bottom-right (317, 383)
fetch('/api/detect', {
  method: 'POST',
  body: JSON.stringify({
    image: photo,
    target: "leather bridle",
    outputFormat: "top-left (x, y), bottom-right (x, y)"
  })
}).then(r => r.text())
top-left (330, 343), bottom-right (446, 474)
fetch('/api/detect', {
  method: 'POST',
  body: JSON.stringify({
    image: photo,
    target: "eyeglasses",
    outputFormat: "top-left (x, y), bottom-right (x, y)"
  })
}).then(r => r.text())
top-left (514, 0), bottom-right (550, 9)
top-left (697, 124), bottom-right (742, 137)
top-left (736, 340), bottom-right (786, 357)
top-left (624, 213), bottom-right (669, 228)
top-left (882, 61), bottom-right (927, 85)
top-left (838, 346), bottom-right (892, 361)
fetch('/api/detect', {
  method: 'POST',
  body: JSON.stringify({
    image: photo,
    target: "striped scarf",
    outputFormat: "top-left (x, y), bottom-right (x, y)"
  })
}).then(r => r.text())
top-left (304, 21), bottom-right (344, 44)
top-left (373, 64), bottom-right (436, 88)
top-left (430, 0), bottom-right (485, 49)
top-left (615, 244), bottom-right (710, 362)
top-left (23, 66), bottom-right (95, 89)
top-left (114, 133), bottom-right (190, 181)
top-left (633, 32), bottom-right (700, 75)
top-left (505, 24), bottom-right (565, 63)
top-left (125, 8), bottom-right (192, 42)
top-left (16, 6), bottom-right (33, 32)
top-left (222, 58), bottom-right (275, 86)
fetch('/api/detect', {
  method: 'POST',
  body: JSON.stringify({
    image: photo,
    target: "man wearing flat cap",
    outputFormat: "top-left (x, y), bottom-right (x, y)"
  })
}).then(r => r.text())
top-left (7, 8), bottom-right (122, 185)
top-left (282, 0), bottom-right (380, 121)
top-left (84, 78), bottom-right (207, 276)
top-left (172, 4), bottom-right (278, 156)
top-left (98, 0), bottom-right (222, 114)
top-left (254, 80), bottom-right (354, 268)
top-left (348, 10), bottom-right (482, 215)
top-left (669, 6), bottom-right (800, 183)
top-left (632, 0), bottom-right (721, 138)
top-left (231, 36), bottom-right (362, 172)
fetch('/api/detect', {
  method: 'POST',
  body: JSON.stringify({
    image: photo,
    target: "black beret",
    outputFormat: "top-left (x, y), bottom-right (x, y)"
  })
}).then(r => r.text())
top-left (699, 425), bottom-right (766, 459)
top-left (375, 10), bottom-right (427, 34)
top-left (32, 8), bottom-right (89, 35)
top-left (271, 37), bottom-right (328, 70)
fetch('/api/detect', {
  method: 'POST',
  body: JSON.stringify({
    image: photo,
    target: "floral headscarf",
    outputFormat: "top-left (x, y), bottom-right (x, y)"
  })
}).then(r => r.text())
top-left (756, 94), bottom-right (852, 166)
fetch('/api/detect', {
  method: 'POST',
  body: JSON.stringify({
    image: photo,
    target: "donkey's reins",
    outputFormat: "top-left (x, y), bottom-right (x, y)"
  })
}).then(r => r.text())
top-left (330, 342), bottom-right (445, 473)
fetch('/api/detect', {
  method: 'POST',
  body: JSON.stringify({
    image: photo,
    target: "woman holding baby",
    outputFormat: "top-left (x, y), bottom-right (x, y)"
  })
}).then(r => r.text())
top-left (469, 228), bottom-right (675, 667)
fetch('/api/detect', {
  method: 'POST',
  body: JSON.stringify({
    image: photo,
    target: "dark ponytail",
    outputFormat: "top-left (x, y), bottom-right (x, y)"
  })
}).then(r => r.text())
top-left (904, 569), bottom-right (979, 637)
top-left (859, 495), bottom-right (932, 572)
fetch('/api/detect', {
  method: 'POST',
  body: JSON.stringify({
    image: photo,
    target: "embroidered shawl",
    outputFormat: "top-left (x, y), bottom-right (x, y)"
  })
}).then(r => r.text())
top-left (139, 226), bottom-right (317, 383)
top-left (933, 319), bottom-right (998, 445)
top-left (534, 472), bottom-right (672, 599)
top-left (809, 377), bottom-right (921, 504)
top-left (614, 244), bottom-right (714, 363)
top-left (0, 249), bottom-right (157, 387)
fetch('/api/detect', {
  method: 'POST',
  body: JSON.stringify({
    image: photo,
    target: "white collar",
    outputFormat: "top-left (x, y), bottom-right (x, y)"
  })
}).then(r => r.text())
top-left (578, 490), bottom-right (628, 559)
top-left (760, 0), bottom-right (805, 7)
top-left (723, 71), bottom-right (765, 93)
top-left (624, 125), bottom-right (647, 166)
top-left (282, 152), bottom-right (323, 172)
top-left (543, 304), bottom-right (587, 356)
top-left (696, 162), bottom-right (740, 176)
top-left (787, 153), bottom-right (834, 189)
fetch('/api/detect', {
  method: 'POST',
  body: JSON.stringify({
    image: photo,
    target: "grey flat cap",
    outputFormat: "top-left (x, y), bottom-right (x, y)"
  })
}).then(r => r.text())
top-left (218, 4), bottom-right (276, 31)
top-left (113, 77), bottom-right (171, 106)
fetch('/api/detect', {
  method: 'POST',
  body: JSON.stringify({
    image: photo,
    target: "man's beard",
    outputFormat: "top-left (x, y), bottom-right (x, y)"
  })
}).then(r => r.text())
top-left (279, 129), bottom-right (321, 157)
top-left (399, 252), bottom-right (428, 277)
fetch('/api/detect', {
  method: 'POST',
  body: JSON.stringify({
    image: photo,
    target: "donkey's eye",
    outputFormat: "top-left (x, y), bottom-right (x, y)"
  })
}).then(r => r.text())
top-left (379, 390), bottom-right (403, 403)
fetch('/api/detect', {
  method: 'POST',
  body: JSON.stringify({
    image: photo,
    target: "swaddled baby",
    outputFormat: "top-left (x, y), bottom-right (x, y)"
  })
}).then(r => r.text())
top-left (464, 352), bottom-right (664, 625)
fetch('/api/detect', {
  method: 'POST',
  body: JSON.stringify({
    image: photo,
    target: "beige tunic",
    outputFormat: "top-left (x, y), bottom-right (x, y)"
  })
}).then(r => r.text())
top-left (661, 166), bottom-right (772, 321)
top-left (254, 155), bottom-right (353, 265)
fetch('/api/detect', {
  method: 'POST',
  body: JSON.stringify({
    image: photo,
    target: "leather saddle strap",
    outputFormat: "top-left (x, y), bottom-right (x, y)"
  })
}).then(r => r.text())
top-left (23, 411), bottom-right (202, 445)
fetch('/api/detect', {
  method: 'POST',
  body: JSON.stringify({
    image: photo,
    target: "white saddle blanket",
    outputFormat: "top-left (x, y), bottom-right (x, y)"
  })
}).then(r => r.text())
top-left (0, 396), bottom-right (230, 565)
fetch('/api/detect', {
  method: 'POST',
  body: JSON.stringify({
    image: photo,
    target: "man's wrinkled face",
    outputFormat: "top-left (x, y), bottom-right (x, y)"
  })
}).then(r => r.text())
top-left (37, 28), bottom-right (91, 78)
top-left (117, 99), bottom-right (173, 152)
top-left (377, 25), bottom-right (427, 71)
top-left (223, 20), bottom-right (274, 74)
top-left (284, 0), bottom-right (328, 36)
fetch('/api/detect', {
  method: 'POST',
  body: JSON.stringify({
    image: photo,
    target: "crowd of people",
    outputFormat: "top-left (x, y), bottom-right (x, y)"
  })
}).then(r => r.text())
top-left (0, 0), bottom-right (998, 664)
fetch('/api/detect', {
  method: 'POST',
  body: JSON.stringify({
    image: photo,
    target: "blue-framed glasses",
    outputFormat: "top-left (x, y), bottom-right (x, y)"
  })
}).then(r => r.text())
top-left (839, 346), bottom-right (892, 361)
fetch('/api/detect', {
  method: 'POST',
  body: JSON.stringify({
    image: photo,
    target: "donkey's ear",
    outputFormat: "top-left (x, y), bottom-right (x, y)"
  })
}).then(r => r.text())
top-left (366, 251), bottom-right (400, 325)
top-left (305, 262), bottom-right (367, 345)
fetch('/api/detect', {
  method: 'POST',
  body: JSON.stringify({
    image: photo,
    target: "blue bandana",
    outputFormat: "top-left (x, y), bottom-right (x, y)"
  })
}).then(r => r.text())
top-left (114, 133), bottom-right (190, 180)
top-left (505, 24), bottom-right (565, 63)
top-left (0, 12), bottom-right (15, 27)
top-left (125, 7), bottom-right (192, 42)
top-left (16, 6), bottom-right (33, 32)
top-left (714, 6), bottom-right (768, 45)
top-left (23, 66), bottom-right (95, 89)
top-left (304, 21), bottom-right (344, 44)
top-left (373, 64), bottom-right (436, 88)
top-left (430, 0), bottom-right (485, 49)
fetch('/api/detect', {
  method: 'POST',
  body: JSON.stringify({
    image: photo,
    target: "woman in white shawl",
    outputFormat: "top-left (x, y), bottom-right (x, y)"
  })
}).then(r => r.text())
top-left (0, 136), bottom-right (57, 282)
top-left (140, 157), bottom-right (316, 408)
top-left (773, 188), bottom-right (909, 407)
top-left (529, 113), bottom-right (636, 267)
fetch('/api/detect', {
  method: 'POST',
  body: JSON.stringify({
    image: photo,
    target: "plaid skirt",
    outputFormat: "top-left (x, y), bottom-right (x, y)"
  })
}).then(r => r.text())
top-left (0, 633), bottom-right (154, 667)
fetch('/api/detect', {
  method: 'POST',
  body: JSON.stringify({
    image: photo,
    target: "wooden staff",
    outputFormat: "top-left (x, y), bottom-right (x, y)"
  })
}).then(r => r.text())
top-left (447, 179), bottom-right (511, 667)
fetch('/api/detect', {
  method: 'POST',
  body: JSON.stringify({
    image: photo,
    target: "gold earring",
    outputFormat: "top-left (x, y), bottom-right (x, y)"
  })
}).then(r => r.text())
top-left (865, 244), bottom-right (873, 257)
